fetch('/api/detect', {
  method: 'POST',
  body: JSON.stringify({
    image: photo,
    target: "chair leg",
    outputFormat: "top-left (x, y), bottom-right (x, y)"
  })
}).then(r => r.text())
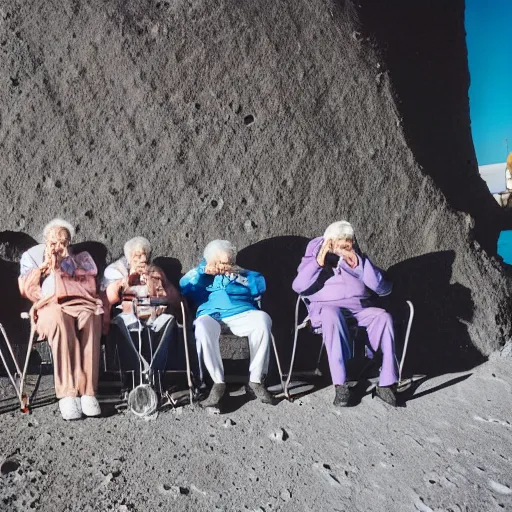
top-left (398, 301), bottom-right (414, 384)
top-left (284, 296), bottom-right (303, 399)
top-left (314, 340), bottom-right (324, 375)
top-left (269, 333), bottom-right (285, 393)
top-left (180, 302), bottom-right (194, 405)
top-left (0, 326), bottom-right (21, 399)
top-left (19, 323), bottom-right (36, 411)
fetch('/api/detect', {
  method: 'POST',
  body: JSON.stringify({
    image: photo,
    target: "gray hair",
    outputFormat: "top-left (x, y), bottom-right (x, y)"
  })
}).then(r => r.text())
top-left (124, 236), bottom-right (152, 261)
top-left (323, 221), bottom-right (355, 241)
top-left (42, 218), bottom-right (75, 242)
top-left (203, 239), bottom-right (237, 263)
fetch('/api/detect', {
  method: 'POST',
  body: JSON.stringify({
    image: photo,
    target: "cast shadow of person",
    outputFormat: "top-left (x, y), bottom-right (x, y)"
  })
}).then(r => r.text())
top-left (72, 241), bottom-right (109, 278)
top-left (0, 231), bottom-right (37, 361)
top-left (384, 250), bottom-right (485, 380)
top-left (237, 236), bottom-right (331, 390)
top-left (152, 256), bottom-right (183, 289)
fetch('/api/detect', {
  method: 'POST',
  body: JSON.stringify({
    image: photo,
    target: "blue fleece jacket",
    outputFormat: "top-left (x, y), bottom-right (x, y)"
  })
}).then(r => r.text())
top-left (179, 259), bottom-right (266, 320)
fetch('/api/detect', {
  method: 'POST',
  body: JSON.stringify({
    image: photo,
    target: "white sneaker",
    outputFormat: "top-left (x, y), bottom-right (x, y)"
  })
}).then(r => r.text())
top-left (59, 397), bottom-right (82, 420)
top-left (81, 395), bottom-right (101, 417)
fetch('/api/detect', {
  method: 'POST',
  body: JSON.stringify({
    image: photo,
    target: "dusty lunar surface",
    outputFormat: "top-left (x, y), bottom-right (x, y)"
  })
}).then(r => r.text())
top-left (1, 351), bottom-right (512, 512)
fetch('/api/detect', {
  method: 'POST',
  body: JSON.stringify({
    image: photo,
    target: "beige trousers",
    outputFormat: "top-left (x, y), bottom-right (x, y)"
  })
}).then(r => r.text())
top-left (36, 301), bottom-right (101, 398)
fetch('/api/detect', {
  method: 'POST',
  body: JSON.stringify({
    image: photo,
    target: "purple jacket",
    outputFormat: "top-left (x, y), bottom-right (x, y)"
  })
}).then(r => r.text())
top-left (292, 237), bottom-right (392, 325)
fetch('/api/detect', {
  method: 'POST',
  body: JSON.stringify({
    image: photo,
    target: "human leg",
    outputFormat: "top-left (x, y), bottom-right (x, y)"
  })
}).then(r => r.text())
top-left (36, 304), bottom-right (82, 419)
top-left (222, 310), bottom-right (271, 384)
top-left (353, 307), bottom-right (398, 387)
top-left (318, 305), bottom-right (352, 386)
top-left (194, 315), bottom-right (224, 383)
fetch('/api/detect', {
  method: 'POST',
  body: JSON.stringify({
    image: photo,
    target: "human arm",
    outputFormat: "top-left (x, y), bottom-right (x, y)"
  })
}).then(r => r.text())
top-left (291, 237), bottom-right (326, 295)
top-left (18, 249), bottom-right (44, 302)
top-left (361, 256), bottom-right (392, 297)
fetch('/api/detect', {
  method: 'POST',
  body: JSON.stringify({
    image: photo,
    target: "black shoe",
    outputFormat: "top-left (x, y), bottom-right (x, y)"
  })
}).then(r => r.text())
top-left (333, 384), bottom-right (351, 407)
top-left (246, 382), bottom-right (275, 404)
top-left (375, 385), bottom-right (397, 407)
top-left (200, 383), bottom-right (226, 408)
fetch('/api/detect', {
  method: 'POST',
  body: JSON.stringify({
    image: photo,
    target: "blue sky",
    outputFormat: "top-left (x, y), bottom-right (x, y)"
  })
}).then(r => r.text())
top-left (465, 0), bottom-right (512, 166)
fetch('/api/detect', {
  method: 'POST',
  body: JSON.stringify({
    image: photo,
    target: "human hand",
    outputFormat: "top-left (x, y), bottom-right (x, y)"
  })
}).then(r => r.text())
top-left (340, 249), bottom-right (358, 269)
top-left (40, 246), bottom-right (65, 275)
top-left (205, 262), bottom-right (237, 275)
top-left (204, 262), bottom-right (218, 275)
top-left (316, 238), bottom-right (333, 267)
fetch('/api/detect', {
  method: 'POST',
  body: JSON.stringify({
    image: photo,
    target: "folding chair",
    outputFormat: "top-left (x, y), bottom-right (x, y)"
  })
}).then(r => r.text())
top-left (0, 309), bottom-right (55, 413)
top-left (106, 299), bottom-right (196, 416)
top-left (284, 296), bottom-right (424, 399)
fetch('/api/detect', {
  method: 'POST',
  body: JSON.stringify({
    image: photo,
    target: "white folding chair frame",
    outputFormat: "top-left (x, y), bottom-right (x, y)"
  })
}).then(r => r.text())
top-left (284, 296), bottom-right (416, 398)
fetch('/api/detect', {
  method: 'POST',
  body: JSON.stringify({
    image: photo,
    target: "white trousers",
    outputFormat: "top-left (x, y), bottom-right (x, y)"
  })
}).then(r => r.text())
top-left (194, 310), bottom-right (272, 384)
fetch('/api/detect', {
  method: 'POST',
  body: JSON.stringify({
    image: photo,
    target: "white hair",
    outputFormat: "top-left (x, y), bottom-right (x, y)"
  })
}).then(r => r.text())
top-left (124, 236), bottom-right (152, 261)
top-left (323, 221), bottom-right (355, 240)
top-left (42, 218), bottom-right (75, 241)
top-left (203, 239), bottom-right (237, 263)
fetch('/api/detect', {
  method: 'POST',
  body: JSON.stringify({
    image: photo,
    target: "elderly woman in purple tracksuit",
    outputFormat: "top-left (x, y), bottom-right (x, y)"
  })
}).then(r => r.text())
top-left (292, 221), bottom-right (398, 407)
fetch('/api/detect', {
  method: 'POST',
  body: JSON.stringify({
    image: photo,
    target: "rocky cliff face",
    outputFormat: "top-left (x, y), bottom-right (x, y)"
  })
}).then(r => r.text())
top-left (0, 0), bottom-right (510, 374)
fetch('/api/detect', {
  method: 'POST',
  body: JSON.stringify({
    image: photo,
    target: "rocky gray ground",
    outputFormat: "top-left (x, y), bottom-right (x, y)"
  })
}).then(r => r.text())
top-left (1, 353), bottom-right (512, 511)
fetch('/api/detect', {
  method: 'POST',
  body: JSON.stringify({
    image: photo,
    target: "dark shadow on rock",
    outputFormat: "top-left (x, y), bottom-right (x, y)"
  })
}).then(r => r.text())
top-left (357, 1), bottom-right (505, 254)
top-left (72, 241), bottom-right (108, 277)
top-left (0, 231), bottom-right (37, 367)
top-left (152, 256), bottom-right (183, 288)
top-left (384, 251), bottom-right (486, 378)
top-left (237, 236), bottom-right (331, 383)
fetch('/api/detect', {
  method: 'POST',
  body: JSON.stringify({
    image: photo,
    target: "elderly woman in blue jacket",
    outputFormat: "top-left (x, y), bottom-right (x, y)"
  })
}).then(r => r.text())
top-left (180, 240), bottom-right (273, 407)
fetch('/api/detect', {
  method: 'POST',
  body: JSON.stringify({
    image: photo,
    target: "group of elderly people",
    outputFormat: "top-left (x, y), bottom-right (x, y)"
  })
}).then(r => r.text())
top-left (17, 218), bottom-right (399, 420)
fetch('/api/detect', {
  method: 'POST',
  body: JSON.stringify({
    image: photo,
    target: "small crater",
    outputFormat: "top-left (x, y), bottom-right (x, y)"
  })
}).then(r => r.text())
top-left (10, 77), bottom-right (19, 87)
top-left (195, 103), bottom-right (200, 110)
top-left (85, 210), bottom-right (93, 219)
top-left (241, 197), bottom-right (247, 205)
top-left (1, 459), bottom-right (20, 475)
top-left (244, 219), bottom-right (257, 232)
top-left (244, 115), bottom-right (254, 126)
top-left (179, 487), bottom-right (190, 495)
top-left (54, 180), bottom-right (62, 189)
top-left (210, 200), bottom-right (218, 208)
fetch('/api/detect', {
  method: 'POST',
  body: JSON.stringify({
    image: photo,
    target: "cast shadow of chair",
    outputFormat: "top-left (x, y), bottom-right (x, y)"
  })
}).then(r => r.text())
top-left (237, 236), bottom-right (332, 394)
top-left (381, 250), bottom-right (484, 404)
